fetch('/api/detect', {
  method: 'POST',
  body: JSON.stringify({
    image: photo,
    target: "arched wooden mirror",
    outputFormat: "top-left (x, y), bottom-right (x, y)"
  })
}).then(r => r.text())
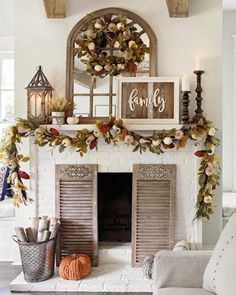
top-left (66, 7), bottom-right (157, 123)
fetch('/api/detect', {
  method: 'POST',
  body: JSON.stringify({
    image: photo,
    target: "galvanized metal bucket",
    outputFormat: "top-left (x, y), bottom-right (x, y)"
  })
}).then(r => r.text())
top-left (13, 235), bottom-right (57, 282)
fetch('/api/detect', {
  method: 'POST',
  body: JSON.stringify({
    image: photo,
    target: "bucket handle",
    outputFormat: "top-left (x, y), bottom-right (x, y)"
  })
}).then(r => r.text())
top-left (12, 234), bottom-right (57, 245)
top-left (12, 235), bottom-right (20, 244)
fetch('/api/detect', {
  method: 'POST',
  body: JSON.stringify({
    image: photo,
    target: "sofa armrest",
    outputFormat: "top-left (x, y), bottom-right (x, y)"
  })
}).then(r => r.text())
top-left (153, 250), bottom-right (212, 290)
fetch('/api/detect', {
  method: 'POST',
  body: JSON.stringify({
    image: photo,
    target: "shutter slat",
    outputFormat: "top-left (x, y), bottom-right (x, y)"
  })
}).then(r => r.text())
top-left (56, 164), bottom-right (98, 267)
top-left (132, 164), bottom-right (176, 267)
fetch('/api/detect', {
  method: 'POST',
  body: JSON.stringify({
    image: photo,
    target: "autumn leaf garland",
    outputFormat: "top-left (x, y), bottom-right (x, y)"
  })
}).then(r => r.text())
top-left (0, 117), bottom-right (220, 219)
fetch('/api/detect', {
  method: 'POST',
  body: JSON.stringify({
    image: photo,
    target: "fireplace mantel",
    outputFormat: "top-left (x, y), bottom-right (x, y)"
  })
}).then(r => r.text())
top-left (41, 124), bottom-right (183, 131)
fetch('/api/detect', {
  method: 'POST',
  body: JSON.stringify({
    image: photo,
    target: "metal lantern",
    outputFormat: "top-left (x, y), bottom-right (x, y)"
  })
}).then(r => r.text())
top-left (26, 65), bottom-right (53, 123)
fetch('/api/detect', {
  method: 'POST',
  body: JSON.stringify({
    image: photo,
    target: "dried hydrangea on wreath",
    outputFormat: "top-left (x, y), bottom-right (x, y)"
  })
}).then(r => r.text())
top-left (0, 116), bottom-right (220, 220)
top-left (75, 14), bottom-right (147, 77)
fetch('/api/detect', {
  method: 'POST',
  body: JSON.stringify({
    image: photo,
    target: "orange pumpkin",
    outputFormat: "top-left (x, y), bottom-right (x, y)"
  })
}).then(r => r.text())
top-left (59, 254), bottom-right (91, 280)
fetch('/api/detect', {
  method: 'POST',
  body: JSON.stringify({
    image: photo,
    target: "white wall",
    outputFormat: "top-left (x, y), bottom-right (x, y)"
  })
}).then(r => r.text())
top-left (0, 0), bottom-right (14, 50)
top-left (0, 0), bottom-right (14, 36)
top-left (0, 0), bottom-right (14, 62)
top-left (14, 0), bottom-right (222, 246)
top-left (223, 11), bottom-right (236, 192)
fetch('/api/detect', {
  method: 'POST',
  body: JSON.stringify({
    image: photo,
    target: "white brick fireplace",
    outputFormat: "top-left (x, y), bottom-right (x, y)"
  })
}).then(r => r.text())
top-left (11, 136), bottom-right (202, 292)
top-left (30, 137), bottom-right (200, 245)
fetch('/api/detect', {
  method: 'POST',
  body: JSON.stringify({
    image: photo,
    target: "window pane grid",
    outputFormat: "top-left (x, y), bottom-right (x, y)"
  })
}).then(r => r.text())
top-left (0, 54), bottom-right (14, 122)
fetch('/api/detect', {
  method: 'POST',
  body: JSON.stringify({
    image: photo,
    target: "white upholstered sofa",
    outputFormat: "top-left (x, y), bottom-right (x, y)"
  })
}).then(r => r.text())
top-left (153, 214), bottom-right (236, 295)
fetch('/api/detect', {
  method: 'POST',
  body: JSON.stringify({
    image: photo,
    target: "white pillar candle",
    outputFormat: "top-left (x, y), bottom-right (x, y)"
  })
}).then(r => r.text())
top-left (182, 75), bottom-right (190, 91)
top-left (195, 58), bottom-right (204, 71)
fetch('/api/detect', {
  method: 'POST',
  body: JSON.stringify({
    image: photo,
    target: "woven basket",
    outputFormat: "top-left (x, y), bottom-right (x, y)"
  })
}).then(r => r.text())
top-left (13, 235), bottom-right (57, 282)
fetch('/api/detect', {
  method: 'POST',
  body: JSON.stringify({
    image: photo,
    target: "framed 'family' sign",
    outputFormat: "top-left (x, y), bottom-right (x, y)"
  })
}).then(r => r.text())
top-left (118, 77), bottom-right (179, 124)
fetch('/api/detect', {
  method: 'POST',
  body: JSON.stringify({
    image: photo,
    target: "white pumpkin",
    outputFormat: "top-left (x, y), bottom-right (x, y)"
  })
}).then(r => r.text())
top-left (66, 117), bottom-right (80, 125)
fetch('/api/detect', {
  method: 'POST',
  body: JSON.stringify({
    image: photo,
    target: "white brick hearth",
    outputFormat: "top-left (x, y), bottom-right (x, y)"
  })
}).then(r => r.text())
top-left (10, 243), bottom-right (154, 292)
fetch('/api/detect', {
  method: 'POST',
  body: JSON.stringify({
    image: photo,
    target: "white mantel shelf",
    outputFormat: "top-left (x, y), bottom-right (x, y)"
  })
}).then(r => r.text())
top-left (41, 124), bottom-right (183, 131)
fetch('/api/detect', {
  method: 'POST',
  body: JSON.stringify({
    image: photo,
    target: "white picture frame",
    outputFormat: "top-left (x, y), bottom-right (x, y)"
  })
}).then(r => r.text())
top-left (118, 77), bottom-right (180, 125)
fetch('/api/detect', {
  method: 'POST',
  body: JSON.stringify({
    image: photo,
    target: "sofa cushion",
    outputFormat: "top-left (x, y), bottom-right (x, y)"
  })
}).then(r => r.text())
top-left (155, 288), bottom-right (214, 295)
top-left (154, 251), bottom-right (212, 289)
top-left (214, 238), bottom-right (236, 295)
top-left (203, 213), bottom-right (236, 294)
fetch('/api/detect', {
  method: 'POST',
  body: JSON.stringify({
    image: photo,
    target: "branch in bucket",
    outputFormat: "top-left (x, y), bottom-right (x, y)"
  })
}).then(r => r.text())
top-left (14, 216), bottom-right (60, 243)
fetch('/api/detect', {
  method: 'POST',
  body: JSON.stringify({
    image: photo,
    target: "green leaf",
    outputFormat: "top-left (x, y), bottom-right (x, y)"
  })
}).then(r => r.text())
top-left (21, 156), bottom-right (30, 162)
top-left (132, 145), bottom-right (139, 152)
top-left (38, 142), bottom-right (48, 147)
top-left (7, 144), bottom-right (17, 154)
top-left (198, 174), bottom-right (206, 186)
top-left (59, 145), bottom-right (66, 153)
top-left (149, 145), bottom-right (161, 155)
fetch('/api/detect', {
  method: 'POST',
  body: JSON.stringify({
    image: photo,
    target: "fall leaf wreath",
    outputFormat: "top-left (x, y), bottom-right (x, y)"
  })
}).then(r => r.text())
top-left (74, 14), bottom-right (148, 77)
top-left (0, 117), bottom-right (220, 220)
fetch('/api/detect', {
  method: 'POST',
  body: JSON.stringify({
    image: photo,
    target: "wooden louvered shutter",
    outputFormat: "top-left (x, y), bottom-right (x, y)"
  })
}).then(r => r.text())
top-left (132, 164), bottom-right (176, 267)
top-left (56, 164), bottom-right (98, 266)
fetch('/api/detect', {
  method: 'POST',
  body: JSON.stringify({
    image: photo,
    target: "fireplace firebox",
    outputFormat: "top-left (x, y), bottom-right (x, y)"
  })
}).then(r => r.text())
top-left (98, 173), bottom-right (132, 242)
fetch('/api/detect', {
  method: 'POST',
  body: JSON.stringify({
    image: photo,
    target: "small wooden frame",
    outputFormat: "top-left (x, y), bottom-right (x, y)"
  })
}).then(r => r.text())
top-left (118, 77), bottom-right (180, 125)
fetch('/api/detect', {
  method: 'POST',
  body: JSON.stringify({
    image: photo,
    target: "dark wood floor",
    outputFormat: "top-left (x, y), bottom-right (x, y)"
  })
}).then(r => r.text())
top-left (0, 262), bottom-right (151, 294)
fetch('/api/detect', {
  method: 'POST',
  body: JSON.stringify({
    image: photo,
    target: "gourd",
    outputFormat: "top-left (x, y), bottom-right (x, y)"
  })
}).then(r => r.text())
top-left (59, 254), bottom-right (91, 280)
top-left (66, 116), bottom-right (80, 125)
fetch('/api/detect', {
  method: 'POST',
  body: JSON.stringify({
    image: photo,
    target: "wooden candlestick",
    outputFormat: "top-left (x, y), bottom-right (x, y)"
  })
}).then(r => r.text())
top-left (181, 91), bottom-right (191, 125)
top-left (192, 70), bottom-right (205, 123)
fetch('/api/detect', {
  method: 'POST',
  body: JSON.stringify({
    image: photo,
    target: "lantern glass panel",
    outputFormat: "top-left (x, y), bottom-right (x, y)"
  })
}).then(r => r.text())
top-left (28, 90), bottom-right (52, 123)
top-left (44, 90), bottom-right (52, 118)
